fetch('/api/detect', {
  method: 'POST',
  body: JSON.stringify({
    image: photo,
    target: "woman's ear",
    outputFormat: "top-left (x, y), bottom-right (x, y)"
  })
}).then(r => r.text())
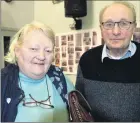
top-left (14, 45), bottom-right (20, 58)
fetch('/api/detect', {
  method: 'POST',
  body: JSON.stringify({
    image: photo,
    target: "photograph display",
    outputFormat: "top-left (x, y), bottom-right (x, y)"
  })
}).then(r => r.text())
top-left (133, 27), bottom-right (140, 43)
top-left (54, 29), bottom-right (101, 74)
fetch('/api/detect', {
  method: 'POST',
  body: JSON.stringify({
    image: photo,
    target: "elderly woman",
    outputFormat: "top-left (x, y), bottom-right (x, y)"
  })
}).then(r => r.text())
top-left (1, 21), bottom-right (75, 122)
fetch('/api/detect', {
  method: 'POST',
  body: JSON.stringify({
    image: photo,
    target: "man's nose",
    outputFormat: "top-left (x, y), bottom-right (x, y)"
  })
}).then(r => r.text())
top-left (112, 23), bottom-right (121, 35)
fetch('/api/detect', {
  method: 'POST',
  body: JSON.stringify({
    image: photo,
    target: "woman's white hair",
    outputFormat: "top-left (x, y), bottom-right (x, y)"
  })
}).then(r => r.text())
top-left (4, 21), bottom-right (55, 64)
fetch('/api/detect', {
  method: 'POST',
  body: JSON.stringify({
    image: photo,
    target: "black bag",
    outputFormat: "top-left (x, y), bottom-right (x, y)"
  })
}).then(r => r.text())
top-left (68, 90), bottom-right (94, 122)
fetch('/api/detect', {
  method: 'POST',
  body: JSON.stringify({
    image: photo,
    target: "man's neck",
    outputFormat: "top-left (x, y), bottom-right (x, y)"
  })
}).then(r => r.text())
top-left (107, 47), bottom-right (129, 58)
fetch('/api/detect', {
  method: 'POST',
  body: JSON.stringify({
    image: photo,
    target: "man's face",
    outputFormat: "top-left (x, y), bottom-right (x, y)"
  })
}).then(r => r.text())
top-left (15, 30), bottom-right (54, 79)
top-left (100, 4), bottom-right (136, 50)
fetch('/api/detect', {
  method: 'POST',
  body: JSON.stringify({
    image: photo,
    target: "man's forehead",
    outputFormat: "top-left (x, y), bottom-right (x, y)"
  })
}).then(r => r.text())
top-left (104, 3), bottom-right (132, 14)
top-left (102, 4), bottom-right (133, 21)
top-left (106, 3), bottom-right (128, 10)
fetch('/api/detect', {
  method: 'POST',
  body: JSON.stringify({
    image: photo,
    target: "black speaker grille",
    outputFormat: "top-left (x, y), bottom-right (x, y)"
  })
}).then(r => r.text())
top-left (65, 0), bottom-right (87, 17)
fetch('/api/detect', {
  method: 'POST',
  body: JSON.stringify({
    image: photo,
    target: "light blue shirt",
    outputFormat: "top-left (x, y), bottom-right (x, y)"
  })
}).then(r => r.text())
top-left (102, 41), bottom-right (136, 62)
top-left (15, 72), bottom-right (74, 122)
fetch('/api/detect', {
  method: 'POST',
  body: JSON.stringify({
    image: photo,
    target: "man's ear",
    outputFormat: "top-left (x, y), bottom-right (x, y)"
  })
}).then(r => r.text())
top-left (133, 22), bottom-right (137, 33)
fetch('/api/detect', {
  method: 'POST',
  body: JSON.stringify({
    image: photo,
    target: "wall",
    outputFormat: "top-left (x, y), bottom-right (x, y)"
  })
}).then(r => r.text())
top-left (0, 1), bottom-right (34, 68)
top-left (34, 1), bottom-right (95, 33)
top-left (1, 1), bottom-right (34, 29)
top-left (34, 1), bottom-right (140, 84)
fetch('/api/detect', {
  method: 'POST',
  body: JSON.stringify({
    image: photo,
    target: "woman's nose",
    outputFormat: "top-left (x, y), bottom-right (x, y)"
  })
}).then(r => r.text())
top-left (38, 51), bottom-right (45, 60)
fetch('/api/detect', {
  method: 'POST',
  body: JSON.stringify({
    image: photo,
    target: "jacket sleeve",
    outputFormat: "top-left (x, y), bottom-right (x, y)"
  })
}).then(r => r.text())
top-left (1, 68), bottom-right (8, 122)
top-left (64, 75), bottom-right (75, 93)
top-left (75, 65), bottom-right (85, 96)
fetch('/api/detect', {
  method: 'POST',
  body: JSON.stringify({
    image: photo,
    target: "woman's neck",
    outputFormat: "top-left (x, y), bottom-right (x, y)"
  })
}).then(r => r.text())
top-left (19, 71), bottom-right (45, 83)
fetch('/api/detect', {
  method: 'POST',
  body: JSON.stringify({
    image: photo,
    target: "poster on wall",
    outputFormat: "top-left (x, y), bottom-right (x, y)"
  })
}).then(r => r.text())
top-left (54, 29), bottom-right (102, 74)
top-left (133, 27), bottom-right (140, 43)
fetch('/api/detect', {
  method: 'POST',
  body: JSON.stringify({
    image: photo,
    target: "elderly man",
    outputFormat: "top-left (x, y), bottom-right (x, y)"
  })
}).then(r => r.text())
top-left (76, 1), bottom-right (140, 122)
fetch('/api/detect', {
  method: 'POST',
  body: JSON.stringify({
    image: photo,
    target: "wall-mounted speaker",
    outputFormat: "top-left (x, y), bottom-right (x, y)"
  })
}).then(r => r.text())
top-left (64, 0), bottom-right (87, 18)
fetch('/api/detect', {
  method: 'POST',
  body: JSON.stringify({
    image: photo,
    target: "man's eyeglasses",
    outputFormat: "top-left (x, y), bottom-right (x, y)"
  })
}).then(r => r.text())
top-left (22, 94), bottom-right (54, 109)
top-left (101, 20), bottom-right (135, 30)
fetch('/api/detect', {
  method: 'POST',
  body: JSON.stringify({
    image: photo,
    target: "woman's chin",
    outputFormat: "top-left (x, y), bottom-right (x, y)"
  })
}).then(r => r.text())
top-left (32, 64), bottom-right (46, 71)
top-left (31, 72), bottom-right (46, 79)
top-left (30, 69), bottom-right (46, 78)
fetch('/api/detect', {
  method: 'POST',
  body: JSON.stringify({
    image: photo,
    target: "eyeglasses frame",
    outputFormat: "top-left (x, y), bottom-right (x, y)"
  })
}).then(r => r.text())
top-left (101, 20), bottom-right (136, 30)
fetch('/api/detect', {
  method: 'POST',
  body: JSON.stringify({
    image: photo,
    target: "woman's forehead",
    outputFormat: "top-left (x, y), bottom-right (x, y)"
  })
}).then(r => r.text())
top-left (22, 30), bottom-right (53, 46)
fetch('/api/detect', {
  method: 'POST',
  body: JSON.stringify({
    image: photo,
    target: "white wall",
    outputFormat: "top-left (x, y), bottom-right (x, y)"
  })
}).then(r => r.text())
top-left (34, 1), bottom-right (140, 84)
top-left (34, 1), bottom-right (96, 33)
top-left (1, 1), bottom-right (34, 29)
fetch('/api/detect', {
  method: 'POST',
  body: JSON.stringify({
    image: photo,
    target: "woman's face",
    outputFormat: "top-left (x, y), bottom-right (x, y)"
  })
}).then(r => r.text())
top-left (15, 30), bottom-right (54, 79)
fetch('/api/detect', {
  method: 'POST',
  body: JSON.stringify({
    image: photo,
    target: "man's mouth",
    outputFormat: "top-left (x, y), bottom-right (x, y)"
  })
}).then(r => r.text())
top-left (111, 39), bottom-right (124, 41)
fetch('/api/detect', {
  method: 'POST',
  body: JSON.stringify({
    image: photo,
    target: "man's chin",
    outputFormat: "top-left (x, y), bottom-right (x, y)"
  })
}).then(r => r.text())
top-left (108, 43), bottom-right (125, 49)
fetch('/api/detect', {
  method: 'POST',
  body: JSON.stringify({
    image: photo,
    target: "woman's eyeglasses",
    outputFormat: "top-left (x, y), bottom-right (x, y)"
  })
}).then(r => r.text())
top-left (22, 94), bottom-right (54, 109)
top-left (19, 76), bottom-right (54, 109)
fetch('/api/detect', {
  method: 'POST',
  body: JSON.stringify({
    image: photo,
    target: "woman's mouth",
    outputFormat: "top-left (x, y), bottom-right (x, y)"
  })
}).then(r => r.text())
top-left (34, 63), bottom-right (45, 65)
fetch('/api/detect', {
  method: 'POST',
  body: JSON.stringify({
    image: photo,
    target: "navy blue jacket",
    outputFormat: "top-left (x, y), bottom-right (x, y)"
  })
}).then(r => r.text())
top-left (1, 64), bottom-right (68, 122)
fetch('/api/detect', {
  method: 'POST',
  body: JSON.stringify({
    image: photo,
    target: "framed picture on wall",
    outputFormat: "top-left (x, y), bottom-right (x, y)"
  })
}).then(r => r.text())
top-left (133, 27), bottom-right (140, 43)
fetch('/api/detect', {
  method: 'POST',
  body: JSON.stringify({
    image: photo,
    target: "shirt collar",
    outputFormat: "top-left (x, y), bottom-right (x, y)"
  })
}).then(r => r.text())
top-left (101, 41), bottom-right (136, 62)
